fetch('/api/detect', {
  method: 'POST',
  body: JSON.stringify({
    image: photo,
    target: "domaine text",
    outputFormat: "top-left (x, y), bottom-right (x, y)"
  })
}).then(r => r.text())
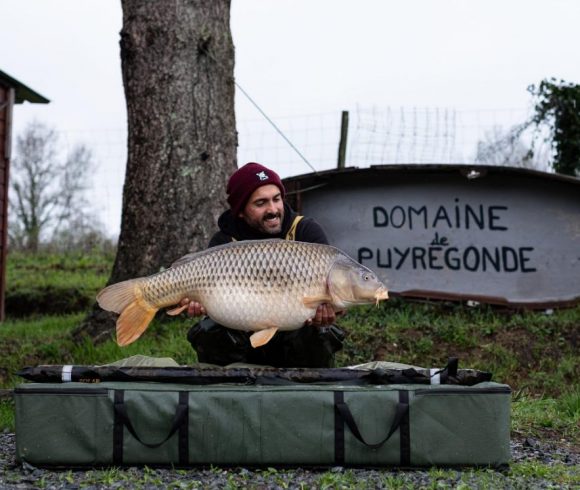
top-left (359, 201), bottom-right (537, 273)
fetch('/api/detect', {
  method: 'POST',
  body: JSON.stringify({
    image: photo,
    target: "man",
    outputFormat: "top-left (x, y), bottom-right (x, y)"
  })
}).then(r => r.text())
top-left (181, 162), bottom-right (344, 368)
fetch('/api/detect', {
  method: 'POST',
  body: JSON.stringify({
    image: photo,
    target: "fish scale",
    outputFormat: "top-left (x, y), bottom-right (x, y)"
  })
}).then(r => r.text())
top-left (174, 241), bottom-right (319, 330)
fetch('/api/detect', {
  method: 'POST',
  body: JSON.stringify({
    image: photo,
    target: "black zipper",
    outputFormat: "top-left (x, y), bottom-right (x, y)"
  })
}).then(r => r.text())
top-left (14, 387), bottom-right (108, 396)
top-left (415, 387), bottom-right (511, 396)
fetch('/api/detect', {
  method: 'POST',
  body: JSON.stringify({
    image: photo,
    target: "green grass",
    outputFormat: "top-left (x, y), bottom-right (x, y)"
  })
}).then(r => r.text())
top-left (336, 299), bottom-right (580, 397)
top-left (5, 250), bottom-right (113, 316)
top-left (0, 463), bottom-right (577, 489)
top-left (0, 314), bottom-right (195, 387)
top-left (6, 250), bottom-right (113, 287)
top-left (509, 461), bottom-right (580, 486)
top-left (1, 249), bottom-right (579, 489)
top-left (0, 399), bottom-right (13, 429)
top-left (512, 389), bottom-right (580, 441)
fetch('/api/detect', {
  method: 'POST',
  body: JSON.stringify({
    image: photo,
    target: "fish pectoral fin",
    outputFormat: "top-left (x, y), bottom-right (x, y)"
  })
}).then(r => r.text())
top-left (303, 294), bottom-right (333, 309)
top-left (166, 304), bottom-right (188, 316)
top-left (250, 327), bottom-right (279, 348)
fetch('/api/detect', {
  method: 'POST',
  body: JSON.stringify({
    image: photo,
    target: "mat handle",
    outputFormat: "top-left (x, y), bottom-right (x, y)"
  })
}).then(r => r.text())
top-left (335, 394), bottom-right (409, 449)
top-left (114, 390), bottom-right (188, 449)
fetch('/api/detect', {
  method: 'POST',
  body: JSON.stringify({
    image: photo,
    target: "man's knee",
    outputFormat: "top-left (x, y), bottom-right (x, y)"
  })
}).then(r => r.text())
top-left (187, 317), bottom-right (250, 365)
top-left (273, 325), bottom-right (345, 368)
top-left (188, 319), bottom-right (345, 368)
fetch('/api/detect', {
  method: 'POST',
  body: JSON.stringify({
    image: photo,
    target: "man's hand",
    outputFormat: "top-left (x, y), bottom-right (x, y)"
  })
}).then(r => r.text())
top-left (305, 303), bottom-right (344, 327)
top-left (179, 297), bottom-right (206, 317)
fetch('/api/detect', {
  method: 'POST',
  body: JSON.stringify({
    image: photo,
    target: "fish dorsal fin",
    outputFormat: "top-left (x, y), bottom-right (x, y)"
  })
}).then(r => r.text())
top-left (303, 294), bottom-right (332, 309)
top-left (250, 327), bottom-right (279, 348)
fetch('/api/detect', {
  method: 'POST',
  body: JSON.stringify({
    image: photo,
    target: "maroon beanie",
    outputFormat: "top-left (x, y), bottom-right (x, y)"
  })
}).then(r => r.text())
top-left (227, 162), bottom-right (285, 217)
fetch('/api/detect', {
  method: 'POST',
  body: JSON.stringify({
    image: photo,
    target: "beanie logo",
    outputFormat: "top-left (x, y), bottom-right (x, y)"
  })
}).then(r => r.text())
top-left (256, 171), bottom-right (269, 181)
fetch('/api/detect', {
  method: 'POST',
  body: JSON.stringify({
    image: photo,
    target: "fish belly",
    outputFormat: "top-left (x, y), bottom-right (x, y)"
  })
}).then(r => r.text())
top-left (199, 285), bottom-right (319, 332)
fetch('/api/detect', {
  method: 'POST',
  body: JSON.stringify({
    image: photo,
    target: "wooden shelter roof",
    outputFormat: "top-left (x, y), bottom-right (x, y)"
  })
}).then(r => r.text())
top-left (0, 69), bottom-right (49, 104)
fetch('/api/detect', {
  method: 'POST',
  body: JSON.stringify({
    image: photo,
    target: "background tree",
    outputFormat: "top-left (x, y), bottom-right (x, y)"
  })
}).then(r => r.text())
top-left (74, 0), bottom-right (237, 342)
top-left (9, 121), bottom-right (96, 252)
top-left (529, 78), bottom-right (580, 176)
top-left (474, 124), bottom-right (550, 172)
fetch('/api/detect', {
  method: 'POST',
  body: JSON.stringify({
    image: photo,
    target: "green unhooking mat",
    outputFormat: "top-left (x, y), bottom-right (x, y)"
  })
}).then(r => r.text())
top-left (14, 379), bottom-right (511, 467)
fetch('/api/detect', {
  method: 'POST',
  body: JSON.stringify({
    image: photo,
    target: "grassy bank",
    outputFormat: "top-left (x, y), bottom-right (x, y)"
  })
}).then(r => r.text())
top-left (338, 299), bottom-right (579, 398)
top-left (5, 250), bottom-right (113, 316)
top-left (0, 251), bottom-right (578, 486)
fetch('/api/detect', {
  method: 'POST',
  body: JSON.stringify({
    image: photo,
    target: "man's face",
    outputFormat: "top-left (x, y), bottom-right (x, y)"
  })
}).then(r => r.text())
top-left (239, 184), bottom-right (285, 235)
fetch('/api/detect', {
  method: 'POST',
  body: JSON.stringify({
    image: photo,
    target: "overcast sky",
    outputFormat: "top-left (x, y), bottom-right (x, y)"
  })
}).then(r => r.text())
top-left (1, 0), bottom-right (579, 235)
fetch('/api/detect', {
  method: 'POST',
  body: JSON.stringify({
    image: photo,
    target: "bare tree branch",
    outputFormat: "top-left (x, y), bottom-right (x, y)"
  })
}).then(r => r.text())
top-left (8, 121), bottom-right (100, 252)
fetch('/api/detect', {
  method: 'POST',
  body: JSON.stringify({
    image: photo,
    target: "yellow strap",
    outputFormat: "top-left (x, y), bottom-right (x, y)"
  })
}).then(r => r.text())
top-left (285, 215), bottom-right (304, 241)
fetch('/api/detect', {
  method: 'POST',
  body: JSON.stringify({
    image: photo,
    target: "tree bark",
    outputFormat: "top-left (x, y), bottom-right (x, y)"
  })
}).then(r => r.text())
top-left (74, 0), bottom-right (237, 342)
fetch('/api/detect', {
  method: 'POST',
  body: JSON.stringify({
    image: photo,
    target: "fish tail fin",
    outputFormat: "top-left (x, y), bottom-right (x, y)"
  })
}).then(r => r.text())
top-left (97, 279), bottom-right (143, 314)
top-left (96, 279), bottom-right (158, 346)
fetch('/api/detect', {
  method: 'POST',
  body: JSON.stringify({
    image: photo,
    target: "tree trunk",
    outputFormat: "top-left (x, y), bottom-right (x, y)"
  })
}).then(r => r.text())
top-left (74, 0), bottom-right (237, 343)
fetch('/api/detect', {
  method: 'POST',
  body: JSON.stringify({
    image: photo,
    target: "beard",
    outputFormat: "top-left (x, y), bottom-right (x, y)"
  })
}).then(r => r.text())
top-left (260, 211), bottom-right (283, 234)
top-left (245, 210), bottom-right (283, 235)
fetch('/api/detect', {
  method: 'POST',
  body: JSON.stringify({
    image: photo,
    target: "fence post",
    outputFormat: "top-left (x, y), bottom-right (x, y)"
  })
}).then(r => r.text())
top-left (337, 110), bottom-right (349, 169)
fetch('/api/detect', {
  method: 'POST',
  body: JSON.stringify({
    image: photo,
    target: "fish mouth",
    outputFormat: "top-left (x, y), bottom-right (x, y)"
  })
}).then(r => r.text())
top-left (374, 287), bottom-right (389, 306)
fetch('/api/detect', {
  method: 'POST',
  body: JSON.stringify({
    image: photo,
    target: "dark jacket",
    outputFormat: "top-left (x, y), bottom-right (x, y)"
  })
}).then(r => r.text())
top-left (208, 202), bottom-right (328, 247)
top-left (189, 202), bottom-right (343, 368)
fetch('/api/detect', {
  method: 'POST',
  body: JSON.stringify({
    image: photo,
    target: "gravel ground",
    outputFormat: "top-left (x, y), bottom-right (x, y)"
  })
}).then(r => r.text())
top-left (0, 431), bottom-right (578, 489)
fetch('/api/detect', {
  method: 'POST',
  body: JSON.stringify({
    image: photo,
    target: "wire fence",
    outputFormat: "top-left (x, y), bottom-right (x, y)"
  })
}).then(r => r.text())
top-left (239, 106), bottom-right (553, 173)
top-left (47, 106), bottom-right (553, 236)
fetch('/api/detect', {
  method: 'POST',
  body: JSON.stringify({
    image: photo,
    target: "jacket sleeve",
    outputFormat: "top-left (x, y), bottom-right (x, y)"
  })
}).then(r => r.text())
top-left (295, 218), bottom-right (329, 245)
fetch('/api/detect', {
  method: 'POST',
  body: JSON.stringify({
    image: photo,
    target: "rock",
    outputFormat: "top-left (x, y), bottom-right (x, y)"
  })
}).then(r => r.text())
top-left (524, 437), bottom-right (539, 448)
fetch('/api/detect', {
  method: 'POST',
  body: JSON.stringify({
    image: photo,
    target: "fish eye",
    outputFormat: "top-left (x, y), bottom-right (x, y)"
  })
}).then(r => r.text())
top-left (363, 274), bottom-right (370, 281)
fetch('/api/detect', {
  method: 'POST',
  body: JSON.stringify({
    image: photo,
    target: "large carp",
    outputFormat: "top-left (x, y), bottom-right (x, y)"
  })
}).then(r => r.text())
top-left (97, 239), bottom-right (389, 348)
